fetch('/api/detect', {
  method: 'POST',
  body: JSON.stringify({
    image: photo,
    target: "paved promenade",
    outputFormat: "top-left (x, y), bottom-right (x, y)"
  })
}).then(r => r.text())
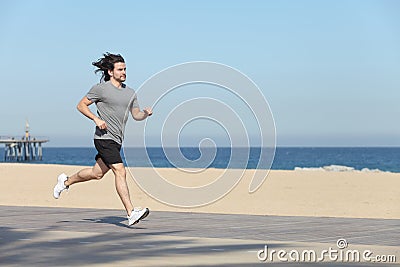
top-left (0, 206), bottom-right (399, 266)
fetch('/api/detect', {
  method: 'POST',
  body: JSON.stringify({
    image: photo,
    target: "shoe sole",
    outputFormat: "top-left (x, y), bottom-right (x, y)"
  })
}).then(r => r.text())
top-left (53, 189), bottom-right (59, 199)
top-left (131, 208), bottom-right (150, 226)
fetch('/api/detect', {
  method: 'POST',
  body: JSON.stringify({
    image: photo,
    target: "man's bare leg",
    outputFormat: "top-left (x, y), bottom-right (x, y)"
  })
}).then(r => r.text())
top-left (65, 158), bottom-right (110, 187)
top-left (110, 163), bottom-right (134, 216)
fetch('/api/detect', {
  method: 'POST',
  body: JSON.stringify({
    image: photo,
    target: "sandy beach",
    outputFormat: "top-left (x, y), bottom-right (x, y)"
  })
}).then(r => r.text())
top-left (0, 163), bottom-right (399, 219)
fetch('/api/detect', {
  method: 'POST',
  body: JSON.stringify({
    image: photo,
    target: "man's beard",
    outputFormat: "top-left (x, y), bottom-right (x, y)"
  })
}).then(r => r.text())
top-left (117, 76), bottom-right (126, 82)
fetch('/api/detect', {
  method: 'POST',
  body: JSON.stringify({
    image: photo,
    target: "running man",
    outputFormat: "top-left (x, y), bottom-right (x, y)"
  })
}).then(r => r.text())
top-left (53, 53), bottom-right (152, 226)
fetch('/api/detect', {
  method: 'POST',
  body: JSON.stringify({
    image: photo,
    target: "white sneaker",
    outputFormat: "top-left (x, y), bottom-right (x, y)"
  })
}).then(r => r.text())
top-left (53, 173), bottom-right (69, 199)
top-left (127, 207), bottom-right (150, 226)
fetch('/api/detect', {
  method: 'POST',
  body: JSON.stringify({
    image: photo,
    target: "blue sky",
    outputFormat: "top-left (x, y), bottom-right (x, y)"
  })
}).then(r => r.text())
top-left (0, 0), bottom-right (399, 147)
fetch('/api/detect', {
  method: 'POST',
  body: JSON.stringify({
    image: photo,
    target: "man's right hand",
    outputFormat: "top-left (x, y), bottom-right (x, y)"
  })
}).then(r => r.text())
top-left (94, 117), bottom-right (107, 130)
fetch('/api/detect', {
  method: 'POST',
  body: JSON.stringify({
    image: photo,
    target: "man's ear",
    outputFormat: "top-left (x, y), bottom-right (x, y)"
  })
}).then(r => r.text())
top-left (108, 69), bottom-right (113, 77)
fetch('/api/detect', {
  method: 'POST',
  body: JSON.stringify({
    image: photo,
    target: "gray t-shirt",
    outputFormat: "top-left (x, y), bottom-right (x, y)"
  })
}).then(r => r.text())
top-left (86, 81), bottom-right (139, 144)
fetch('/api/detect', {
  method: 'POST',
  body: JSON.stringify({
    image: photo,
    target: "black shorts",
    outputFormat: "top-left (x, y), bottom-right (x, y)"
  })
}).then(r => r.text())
top-left (94, 139), bottom-right (123, 166)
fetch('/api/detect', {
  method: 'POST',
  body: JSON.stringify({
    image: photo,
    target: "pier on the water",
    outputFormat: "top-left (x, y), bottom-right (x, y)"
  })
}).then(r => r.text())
top-left (0, 136), bottom-right (49, 161)
top-left (0, 122), bottom-right (49, 161)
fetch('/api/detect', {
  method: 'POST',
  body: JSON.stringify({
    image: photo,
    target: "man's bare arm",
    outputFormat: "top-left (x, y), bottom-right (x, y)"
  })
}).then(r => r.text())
top-left (77, 96), bottom-right (107, 129)
top-left (131, 107), bottom-right (153, 121)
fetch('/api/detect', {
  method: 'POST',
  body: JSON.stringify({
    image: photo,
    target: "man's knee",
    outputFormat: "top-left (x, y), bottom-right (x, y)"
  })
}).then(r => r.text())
top-left (111, 164), bottom-right (126, 178)
top-left (92, 170), bottom-right (105, 180)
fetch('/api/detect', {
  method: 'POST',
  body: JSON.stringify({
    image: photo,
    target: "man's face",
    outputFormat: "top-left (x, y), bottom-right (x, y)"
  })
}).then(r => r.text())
top-left (110, 62), bottom-right (126, 82)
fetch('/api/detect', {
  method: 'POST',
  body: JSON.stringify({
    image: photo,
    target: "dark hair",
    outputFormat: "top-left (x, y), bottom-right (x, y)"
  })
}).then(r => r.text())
top-left (92, 52), bottom-right (125, 82)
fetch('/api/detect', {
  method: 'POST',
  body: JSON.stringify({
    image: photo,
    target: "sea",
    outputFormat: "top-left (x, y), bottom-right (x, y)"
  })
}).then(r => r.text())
top-left (0, 147), bottom-right (399, 173)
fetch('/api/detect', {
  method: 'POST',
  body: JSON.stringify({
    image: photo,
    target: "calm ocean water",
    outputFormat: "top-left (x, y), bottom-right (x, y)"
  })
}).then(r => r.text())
top-left (0, 147), bottom-right (399, 173)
